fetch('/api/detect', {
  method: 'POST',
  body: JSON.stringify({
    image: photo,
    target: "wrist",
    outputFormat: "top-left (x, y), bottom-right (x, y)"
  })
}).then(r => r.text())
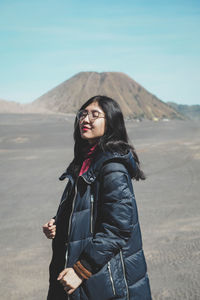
top-left (73, 261), bottom-right (92, 280)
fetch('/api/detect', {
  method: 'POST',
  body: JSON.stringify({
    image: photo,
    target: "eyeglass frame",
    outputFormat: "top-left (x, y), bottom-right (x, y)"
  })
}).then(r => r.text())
top-left (77, 109), bottom-right (105, 122)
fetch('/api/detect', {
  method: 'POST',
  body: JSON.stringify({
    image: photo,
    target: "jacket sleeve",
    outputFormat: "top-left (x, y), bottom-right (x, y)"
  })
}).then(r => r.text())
top-left (76, 162), bottom-right (134, 275)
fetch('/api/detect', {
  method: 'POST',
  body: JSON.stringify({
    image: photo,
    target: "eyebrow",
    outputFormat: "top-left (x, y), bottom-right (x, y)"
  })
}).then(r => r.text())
top-left (83, 109), bottom-right (103, 113)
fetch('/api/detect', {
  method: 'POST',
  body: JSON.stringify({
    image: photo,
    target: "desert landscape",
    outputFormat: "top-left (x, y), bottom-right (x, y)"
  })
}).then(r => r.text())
top-left (0, 113), bottom-right (199, 299)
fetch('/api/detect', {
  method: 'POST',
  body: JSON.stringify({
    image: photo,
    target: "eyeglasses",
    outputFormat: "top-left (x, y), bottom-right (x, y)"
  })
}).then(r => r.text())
top-left (77, 110), bottom-right (105, 122)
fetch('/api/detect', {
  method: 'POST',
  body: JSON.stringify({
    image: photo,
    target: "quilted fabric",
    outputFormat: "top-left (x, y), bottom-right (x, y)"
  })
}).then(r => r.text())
top-left (48, 150), bottom-right (152, 300)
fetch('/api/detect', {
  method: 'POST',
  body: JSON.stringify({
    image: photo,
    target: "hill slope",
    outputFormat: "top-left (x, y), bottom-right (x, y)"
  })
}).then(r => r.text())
top-left (0, 99), bottom-right (24, 113)
top-left (168, 102), bottom-right (200, 121)
top-left (33, 72), bottom-right (183, 120)
top-left (0, 99), bottom-right (51, 114)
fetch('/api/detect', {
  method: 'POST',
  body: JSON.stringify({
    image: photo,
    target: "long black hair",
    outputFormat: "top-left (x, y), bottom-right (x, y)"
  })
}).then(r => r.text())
top-left (72, 95), bottom-right (145, 180)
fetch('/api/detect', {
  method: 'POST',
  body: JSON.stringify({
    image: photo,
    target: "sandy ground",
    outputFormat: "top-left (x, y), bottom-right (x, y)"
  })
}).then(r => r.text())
top-left (0, 113), bottom-right (200, 300)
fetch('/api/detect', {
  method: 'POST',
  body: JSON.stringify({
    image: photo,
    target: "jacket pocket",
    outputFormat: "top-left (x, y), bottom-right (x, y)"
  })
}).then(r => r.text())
top-left (120, 250), bottom-right (130, 300)
top-left (108, 261), bottom-right (116, 296)
top-left (82, 260), bottom-right (116, 300)
top-left (82, 252), bottom-right (127, 300)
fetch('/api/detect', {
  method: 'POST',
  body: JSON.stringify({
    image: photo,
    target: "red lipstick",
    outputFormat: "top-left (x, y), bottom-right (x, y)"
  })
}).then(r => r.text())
top-left (81, 126), bottom-right (91, 132)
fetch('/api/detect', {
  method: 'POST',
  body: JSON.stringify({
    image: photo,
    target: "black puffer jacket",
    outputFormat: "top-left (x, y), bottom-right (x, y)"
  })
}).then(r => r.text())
top-left (49, 150), bottom-right (152, 300)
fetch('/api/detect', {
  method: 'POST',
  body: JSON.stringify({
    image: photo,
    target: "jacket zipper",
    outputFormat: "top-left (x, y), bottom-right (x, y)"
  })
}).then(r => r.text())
top-left (120, 250), bottom-right (130, 300)
top-left (90, 194), bottom-right (94, 233)
top-left (108, 261), bottom-right (116, 296)
top-left (79, 176), bottom-right (94, 233)
top-left (64, 175), bottom-right (92, 267)
top-left (64, 180), bottom-right (78, 267)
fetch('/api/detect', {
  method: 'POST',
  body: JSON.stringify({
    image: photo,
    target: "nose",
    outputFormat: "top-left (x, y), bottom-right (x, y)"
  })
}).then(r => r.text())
top-left (82, 114), bottom-right (90, 123)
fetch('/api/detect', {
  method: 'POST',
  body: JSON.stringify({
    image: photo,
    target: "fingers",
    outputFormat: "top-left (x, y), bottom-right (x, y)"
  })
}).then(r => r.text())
top-left (45, 229), bottom-right (56, 239)
top-left (42, 219), bottom-right (56, 239)
top-left (60, 272), bottom-right (75, 295)
top-left (46, 232), bottom-right (56, 239)
top-left (58, 268), bottom-right (83, 295)
top-left (48, 219), bottom-right (56, 231)
top-left (57, 269), bottom-right (72, 293)
top-left (48, 219), bottom-right (55, 227)
top-left (42, 219), bottom-right (55, 230)
top-left (64, 286), bottom-right (70, 292)
top-left (64, 286), bottom-right (75, 295)
top-left (43, 225), bottom-right (56, 233)
top-left (57, 269), bottom-right (68, 281)
top-left (48, 225), bottom-right (56, 232)
top-left (42, 222), bottom-right (49, 231)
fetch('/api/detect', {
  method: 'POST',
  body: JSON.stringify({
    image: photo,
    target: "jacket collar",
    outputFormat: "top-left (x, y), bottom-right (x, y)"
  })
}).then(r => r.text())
top-left (59, 150), bottom-right (138, 184)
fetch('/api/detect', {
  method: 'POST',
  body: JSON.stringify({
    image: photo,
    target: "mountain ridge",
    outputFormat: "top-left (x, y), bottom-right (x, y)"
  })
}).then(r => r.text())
top-left (32, 71), bottom-right (183, 120)
top-left (0, 72), bottom-right (194, 120)
top-left (168, 102), bottom-right (200, 121)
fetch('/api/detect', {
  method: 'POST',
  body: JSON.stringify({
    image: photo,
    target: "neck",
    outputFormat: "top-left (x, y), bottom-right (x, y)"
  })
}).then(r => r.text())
top-left (88, 139), bottom-right (98, 145)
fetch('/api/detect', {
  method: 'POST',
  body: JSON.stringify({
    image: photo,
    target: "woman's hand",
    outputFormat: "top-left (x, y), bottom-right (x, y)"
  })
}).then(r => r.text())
top-left (42, 218), bottom-right (56, 239)
top-left (57, 268), bottom-right (83, 295)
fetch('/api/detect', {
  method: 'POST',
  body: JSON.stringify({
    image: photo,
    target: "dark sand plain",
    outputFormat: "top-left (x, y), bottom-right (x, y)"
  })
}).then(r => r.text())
top-left (0, 113), bottom-right (200, 300)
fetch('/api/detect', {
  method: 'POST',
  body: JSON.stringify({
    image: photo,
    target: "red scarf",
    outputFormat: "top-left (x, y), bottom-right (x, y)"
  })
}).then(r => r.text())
top-left (79, 143), bottom-right (98, 176)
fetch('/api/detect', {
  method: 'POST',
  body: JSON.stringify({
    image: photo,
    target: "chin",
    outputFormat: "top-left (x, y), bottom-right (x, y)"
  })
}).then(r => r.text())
top-left (81, 133), bottom-right (92, 140)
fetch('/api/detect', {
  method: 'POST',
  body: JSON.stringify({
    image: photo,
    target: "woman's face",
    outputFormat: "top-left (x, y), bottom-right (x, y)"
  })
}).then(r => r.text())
top-left (79, 102), bottom-right (106, 144)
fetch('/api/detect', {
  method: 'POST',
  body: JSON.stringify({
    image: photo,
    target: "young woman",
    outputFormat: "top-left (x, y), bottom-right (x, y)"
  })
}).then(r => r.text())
top-left (43, 95), bottom-right (152, 300)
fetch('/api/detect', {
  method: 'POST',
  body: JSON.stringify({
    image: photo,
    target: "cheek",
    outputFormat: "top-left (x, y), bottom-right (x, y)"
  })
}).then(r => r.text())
top-left (97, 120), bottom-right (106, 136)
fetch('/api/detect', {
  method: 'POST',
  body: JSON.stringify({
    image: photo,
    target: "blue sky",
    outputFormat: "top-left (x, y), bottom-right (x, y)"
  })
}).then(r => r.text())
top-left (0, 0), bottom-right (199, 105)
